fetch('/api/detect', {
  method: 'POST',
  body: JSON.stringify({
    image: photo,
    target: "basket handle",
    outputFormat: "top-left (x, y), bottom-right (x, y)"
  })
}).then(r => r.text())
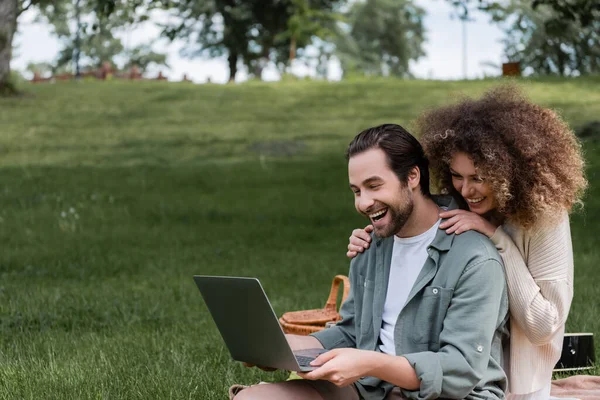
top-left (324, 275), bottom-right (350, 312)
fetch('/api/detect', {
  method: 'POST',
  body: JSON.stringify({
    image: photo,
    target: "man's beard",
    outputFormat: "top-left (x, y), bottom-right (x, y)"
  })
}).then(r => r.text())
top-left (373, 193), bottom-right (414, 238)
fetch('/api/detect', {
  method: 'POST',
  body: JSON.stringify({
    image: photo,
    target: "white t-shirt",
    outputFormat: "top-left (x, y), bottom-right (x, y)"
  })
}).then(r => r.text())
top-left (379, 219), bottom-right (442, 355)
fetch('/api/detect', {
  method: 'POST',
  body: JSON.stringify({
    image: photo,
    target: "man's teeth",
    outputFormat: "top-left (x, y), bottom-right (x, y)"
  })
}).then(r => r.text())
top-left (466, 197), bottom-right (484, 204)
top-left (369, 209), bottom-right (387, 218)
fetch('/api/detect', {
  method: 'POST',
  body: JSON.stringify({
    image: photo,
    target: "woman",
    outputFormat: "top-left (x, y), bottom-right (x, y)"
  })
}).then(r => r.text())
top-left (347, 85), bottom-right (587, 399)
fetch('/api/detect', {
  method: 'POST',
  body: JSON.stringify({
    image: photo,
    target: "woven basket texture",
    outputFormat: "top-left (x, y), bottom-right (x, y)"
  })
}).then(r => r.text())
top-left (279, 275), bottom-right (350, 336)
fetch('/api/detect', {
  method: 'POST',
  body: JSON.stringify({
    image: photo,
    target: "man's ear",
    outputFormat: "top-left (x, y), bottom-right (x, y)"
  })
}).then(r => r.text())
top-left (407, 166), bottom-right (421, 191)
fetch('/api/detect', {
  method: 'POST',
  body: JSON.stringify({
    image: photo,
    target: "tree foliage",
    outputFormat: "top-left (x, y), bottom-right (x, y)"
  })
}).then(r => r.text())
top-left (160, 0), bottom-right (344, 81)
top-left (448, 0), bottom-right (599, 28)
top-left (122, 44), bottom-right (168, 72)
top-left (37, 0), bottom-right (166, 74)
top-left (1, 0), bottom-right (57, 94)
top-left (335, 0), bottom-right (425, 78)
top-left (491, 0), bottom-right (600, 76)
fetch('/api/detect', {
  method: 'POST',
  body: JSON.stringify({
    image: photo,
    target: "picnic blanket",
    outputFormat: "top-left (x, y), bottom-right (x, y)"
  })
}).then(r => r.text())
top-left (551, 375), bottom-right (600, 400)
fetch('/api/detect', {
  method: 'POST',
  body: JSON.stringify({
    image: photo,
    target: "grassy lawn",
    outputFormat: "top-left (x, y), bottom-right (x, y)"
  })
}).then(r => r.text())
top-left (0, 77), bottom-right (599, 399)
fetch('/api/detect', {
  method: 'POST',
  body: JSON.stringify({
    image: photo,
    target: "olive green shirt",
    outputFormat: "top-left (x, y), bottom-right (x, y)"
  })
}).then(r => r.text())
top-left (312, 196), bottom-right (509, 400)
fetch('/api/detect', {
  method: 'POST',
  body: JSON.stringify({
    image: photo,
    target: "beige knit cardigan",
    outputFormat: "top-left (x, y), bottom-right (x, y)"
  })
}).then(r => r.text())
top-left (490, 214), bottom-right (574, 395)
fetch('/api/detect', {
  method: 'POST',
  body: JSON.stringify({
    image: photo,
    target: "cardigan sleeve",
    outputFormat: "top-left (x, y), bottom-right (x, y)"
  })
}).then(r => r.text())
top-left (489, 215), bottom-right (574, 346)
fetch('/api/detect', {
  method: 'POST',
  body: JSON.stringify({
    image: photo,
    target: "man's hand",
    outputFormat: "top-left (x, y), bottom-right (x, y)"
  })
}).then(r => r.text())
top-left (241, 334), bottom-right (322, 371)
top-left (297, 348), bottom-right (376, 387)
top-left (298, 349), bottom-right (420, 391)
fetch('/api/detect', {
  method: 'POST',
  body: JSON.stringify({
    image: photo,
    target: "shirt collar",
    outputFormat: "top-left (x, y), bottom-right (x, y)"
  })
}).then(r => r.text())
top-left (428, 195), bottom-right (459, 252)
top-left (374, 195), bottom-right (460, 252)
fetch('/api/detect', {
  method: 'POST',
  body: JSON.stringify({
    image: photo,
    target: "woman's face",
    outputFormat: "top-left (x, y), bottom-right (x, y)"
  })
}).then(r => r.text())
top-left (449, 152), bottom-right (498, 215)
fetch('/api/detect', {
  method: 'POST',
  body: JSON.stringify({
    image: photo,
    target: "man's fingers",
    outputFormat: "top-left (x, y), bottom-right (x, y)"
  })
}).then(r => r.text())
top-left (298, 365), bottom-right (327, 380)
top-left (298, 369), bottom-right (323, 381)
top-left (346, 250), bottom-right (357, 258)
top-left (311, 350), bottom-right (336, 366)
top-left (364, 224), bottom-right (374, 233)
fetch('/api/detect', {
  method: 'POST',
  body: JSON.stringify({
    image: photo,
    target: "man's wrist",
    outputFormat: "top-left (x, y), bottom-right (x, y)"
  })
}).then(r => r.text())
top-left (368, 354), bottom-right (420, 390)
top-left (361, 350), bottom-right (384, 375)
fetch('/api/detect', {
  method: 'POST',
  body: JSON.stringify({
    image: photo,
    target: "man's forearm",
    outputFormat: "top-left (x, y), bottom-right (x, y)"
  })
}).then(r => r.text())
top-left (369, 353), bottom-right (420, 390)
top-left (286, 334), bottom-right (323, 351)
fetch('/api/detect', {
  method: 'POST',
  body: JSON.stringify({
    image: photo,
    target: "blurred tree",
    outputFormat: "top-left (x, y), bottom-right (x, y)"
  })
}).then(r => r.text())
top-left (0, 0), bottom-right (19, 94)
top-left (25, 61), bottom-right (54, 77)
top-left (448, 0), bottom-right (599, 28)
top-left (122, 44), bottom-right (168, 72)
top-left (0, 0), bottom-right (129, 94)
top-left (40, 0), bottom-right (121, 74)
top-left (276, 0), bottom-right (340, 63)
top-left (530, 0), bottom-right (599, 27)
top-left (335, 0), bottom-right (426, 78)
top-left (161, 0), bottom-right (345, 82)
top-left (490, 0), bottom-right (600, 76)
top-left (38, 0), bottom-right (167, 76)
top-left (0, 0), bottom-right (56, 94)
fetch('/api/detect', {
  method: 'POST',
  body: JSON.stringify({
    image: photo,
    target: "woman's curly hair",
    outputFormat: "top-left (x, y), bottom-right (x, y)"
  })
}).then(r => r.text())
top-left (418, 84), bottom-right (587, 229)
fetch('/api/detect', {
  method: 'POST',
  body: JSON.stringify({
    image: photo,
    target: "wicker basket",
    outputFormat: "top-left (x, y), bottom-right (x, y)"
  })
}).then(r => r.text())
top-left (279, 275), bottom-right (350, 335)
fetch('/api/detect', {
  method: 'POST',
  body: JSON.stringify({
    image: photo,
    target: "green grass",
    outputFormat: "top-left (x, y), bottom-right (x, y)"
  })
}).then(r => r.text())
top-left (0, 77), bottom-right (599, 399)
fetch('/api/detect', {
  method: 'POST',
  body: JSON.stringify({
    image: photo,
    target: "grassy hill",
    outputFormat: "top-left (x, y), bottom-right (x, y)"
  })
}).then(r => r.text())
top-left (0, 78), bottom-right (599, 399)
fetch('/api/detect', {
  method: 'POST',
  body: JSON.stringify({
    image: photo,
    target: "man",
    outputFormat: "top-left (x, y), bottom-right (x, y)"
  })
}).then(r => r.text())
top-left (236, 124), bottom-right (509, 399)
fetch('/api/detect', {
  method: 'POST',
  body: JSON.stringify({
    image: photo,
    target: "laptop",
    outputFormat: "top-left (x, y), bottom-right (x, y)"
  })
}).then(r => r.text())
top-left (193, 275), bottom-right (327, 372)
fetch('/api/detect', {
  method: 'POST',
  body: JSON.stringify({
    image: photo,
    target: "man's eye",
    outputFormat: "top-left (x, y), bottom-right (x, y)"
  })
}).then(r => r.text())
top-left (451, 174), bottom-right (462, 180)
top-left (473, 177), bottom-right (484, 183)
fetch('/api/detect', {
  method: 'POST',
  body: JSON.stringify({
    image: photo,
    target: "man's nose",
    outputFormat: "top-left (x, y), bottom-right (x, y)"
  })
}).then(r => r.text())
top-left (358, 194), bottom-right (375, 212)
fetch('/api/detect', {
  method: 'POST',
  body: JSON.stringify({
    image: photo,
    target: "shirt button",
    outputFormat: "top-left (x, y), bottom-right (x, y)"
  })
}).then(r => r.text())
top-left (477, 345), bottom-right (483, 352)
top-left (432, 288), bottom-right (439, 294)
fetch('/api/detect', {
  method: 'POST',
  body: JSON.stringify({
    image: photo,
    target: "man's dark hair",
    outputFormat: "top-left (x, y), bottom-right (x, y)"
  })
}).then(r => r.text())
top-left (346, 124), bottom-right (431, 197)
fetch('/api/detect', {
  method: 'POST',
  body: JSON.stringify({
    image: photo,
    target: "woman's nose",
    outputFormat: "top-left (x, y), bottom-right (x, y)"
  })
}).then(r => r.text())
top-left (461, 182), bottom-right (474, 198)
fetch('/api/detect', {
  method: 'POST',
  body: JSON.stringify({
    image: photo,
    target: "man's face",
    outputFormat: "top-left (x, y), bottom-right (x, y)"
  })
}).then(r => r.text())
top-left (348, 148), bottom-right (414, 238)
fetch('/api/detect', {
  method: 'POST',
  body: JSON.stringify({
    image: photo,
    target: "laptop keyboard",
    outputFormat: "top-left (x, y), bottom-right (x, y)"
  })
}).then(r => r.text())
top-left (295, 355), bottom-right (316, 367)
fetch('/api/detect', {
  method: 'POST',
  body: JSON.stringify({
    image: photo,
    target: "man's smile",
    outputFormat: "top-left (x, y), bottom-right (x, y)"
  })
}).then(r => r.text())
top-left (369, 208), bottom-right (388, 222)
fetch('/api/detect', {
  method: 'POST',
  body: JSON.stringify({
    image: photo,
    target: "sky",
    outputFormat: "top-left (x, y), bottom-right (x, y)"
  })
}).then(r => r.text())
top-left (12, 0), bottom-right (506, 83)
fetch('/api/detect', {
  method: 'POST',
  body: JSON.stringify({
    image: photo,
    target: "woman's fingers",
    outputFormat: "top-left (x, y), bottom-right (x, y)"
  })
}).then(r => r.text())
top-left (348, 244), bottom-right (365, 253)
top-left (453, 223), bottom-right (469, 235)
top-left (351, 229), bottom-right (372, 244)
top-left (347, 225), bottom-right (374, 259)
top-left (439, 215), bottom-right (462, 230)
top-left (438, 209), bottom-right (463, 218)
